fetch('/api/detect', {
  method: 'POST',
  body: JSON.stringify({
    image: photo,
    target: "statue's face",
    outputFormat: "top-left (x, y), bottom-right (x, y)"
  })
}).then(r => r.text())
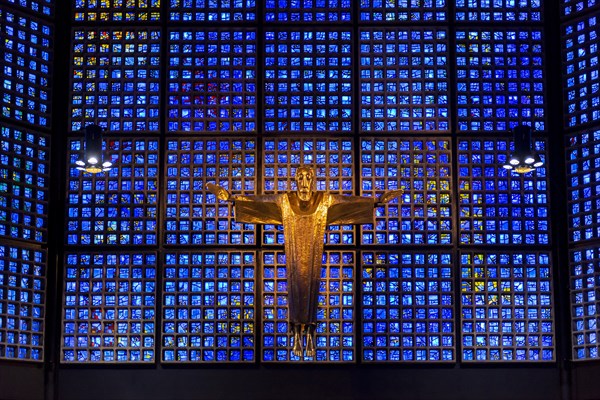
top-left (295, 168), bottom-right (314, 202)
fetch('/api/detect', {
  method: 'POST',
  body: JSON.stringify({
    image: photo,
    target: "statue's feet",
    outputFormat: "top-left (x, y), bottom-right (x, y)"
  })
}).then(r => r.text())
top-left (292, 333), bottom-right (303, 357)
top-left (305, 332), bottom-right (316, 358)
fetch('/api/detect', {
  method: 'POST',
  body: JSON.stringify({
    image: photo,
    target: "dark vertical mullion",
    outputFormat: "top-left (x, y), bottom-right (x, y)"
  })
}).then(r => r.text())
top-left (545, 0), bottom-right (573, 393)
top-left (446, 0), bottom-right (462, 364)
top-left (45, 0), bottom-right (72, 397)
top-left (254, 0), bottom-right (265, 363)
top-left (351, 0), bottom-right (364, 365)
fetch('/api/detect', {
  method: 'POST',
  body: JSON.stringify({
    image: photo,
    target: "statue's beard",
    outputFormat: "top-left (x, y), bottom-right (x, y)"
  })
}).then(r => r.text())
top-left (298, 189), bottom-right (311, 202)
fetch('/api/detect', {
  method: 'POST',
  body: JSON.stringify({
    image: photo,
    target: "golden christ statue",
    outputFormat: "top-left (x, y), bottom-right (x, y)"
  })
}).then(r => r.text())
top-left (207, 166), bottom-right (402, 358)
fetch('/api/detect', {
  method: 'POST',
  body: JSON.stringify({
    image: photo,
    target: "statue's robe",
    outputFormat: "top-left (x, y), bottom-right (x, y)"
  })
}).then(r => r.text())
top-left (234, 192), bottom-right (375, 324)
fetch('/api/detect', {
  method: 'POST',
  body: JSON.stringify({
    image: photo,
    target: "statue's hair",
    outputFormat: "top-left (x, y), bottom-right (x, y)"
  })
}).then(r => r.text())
top-left (295, 166), bottom-right (315, 178)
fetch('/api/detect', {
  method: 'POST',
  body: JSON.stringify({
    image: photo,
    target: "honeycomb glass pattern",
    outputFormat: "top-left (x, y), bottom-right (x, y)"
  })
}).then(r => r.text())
top-left (361, 251), bottom-right (454, 362)
top-left (460, 251), bottom-right (554, 362)
top-left (0, 125), bottom-right (50, 243)
top-left (265, 0), bottom-right (352, 22)
top-left (5, 0), bottom-right (53, 17)
top-left (73, 0), bottom-right (161, 22)
top-left (562, 15), bottom-right (600, 129)
top-left (359, 0), bottom-right (447, 22)
top-left (164, 138), bottom-right (256, 245)
top-left (168, 0), bottom-right (257, 22)
top-left (162, 251), bottom-right (256, 363)
top-left (455, 0), bottom-right (542, 22)
top-left (566, 128), bottom-right (600, 243)
top-left (455, 29), bottom-right (545, 132)
top-left (62, 252), bottom-right (156, 363)
top-left (262, 250), bottom-right (356, 363)
top-left (359, 28), bottom-right (449, 133)
top-left (458, 138), bottom-right (549, 245)
top-left (562, 0), bottom-right (599, 18)
top-left (360, 138), bottom-right (452, 245)
top-left (262, 137), bottom-right (355, 246)
top-left (264, 30), bottom-right (352, 133)
top-left (167, 29), bottom-right (257, 133)
top-left (571, 246), bottom-right (600, 360)
top-left (0, 8), bottom-right (53, 128)
top-left (0, 245), bottom-right (45, 362)
top-left (70, 28), bottom-right (161, 133)
top-left (66, 138), bottom-right (159, 246)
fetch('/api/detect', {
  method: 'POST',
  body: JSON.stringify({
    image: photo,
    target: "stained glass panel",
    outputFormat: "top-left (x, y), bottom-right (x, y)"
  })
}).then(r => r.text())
top-left (169, 0), bottom-right (256, 22)
top-left (5, 0), bottom-right (53, 17)
top-left (0, 245), bottom-right (45, 361)
top-left (571, 246), bottom-right (600, 360)
top-left (162, 251), bottom-right (256, 363)
top-left (265, 0), bottom-right (352, 22)
top-left (562, 15), bottom-right (600, 129)
top-left (562, 0), bottom-right (599, 19)
top-left (359, 0), bottom-right (447, 22)
top-left (362, 251), bottom-right (454, 362)
top-left (0, 124), bottom-right (50, 243)
top-left (359, 28), bottom-right (449, 133)
top-left (460, 251), bottom-right (554, 361)
top-left (73, 0), bottom-right (161, 22)
top-left (360, 138), bottom-right (452, 245)
top-left (167, 29), bottom-right (257, 133)
top-left (455, 29), bottom-right (545, 132)
top-left (66, 138), bottom-right (159, 246)
top-left (264, 30), bottom-right (353, 133)
top-left (458, 138), bottom-right (550, 245)
top-left (262, 250), bottom-right (355, 363)
top-left (455, 0), bottom-right (542, 22)
top-left (70, 28), bottom-right (161, 133)
top-left (164, 138), bottom-right (256, 245)
top-left (566, 128), bottom-right (600, 243)
top-left (0, 8), bottom-right (53, 128)
top-left (262, 137), bottom-right (354, 246)
top-left (61, 252), bottom-right (156, 363)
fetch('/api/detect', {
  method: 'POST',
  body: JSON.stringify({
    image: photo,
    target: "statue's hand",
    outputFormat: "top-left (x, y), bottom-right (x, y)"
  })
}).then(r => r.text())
top-left (377, 189), bottom-right (404, 204)
top-left (206, 183), bottom-right (231, 202)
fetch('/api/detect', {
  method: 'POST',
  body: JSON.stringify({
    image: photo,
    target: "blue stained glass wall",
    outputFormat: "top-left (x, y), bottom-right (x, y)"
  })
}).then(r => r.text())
top-left (69, 28), bottom-right (161, 133)
top-left (359, 28), bottom-right (450, 133)
top-left (360, 138), bottom-right (452, 245)
top-left (562, 0), bottom-right (599, 19)
top-left (164, 138), bottom-right (257, 245)
top-left (0, 125), bottom-right (50, 243)
top-left (0, 245), bottom-right (45, 361)
top-left (455, 29), bottom-right (546, 132)
top-left (361, 251), bottom-right (454, 362)
top-left (5, 0), bottom-right (53, 17)
top-left (168, 0), bottom-right (256, 22)
top-left (570, 245), bottom-right (600, 360)
top-left (56, 0), bottom-right (561, 365)
top-left (162, 251), bottom-right (256, 363)
top-left (73, 0), bottom-right (161, 22)
top-left (264, 30), bottom-right (353, 133)
top-left (457, 138), bottom-right (550, 245)
top-left (0, 8), bottom-right (53, 129)
top-left (562, 15), bottom-right (600, 129)
top-left (66, 138), bottom-right (159, 246)
top-left (460, 251), bottom-right (554, 361)
top-left (167, 29), bottom-right (257, 133)
top-left (359, 0), bottom-right (447, 22)
top-left (61, 252), bottom-right (157, 363)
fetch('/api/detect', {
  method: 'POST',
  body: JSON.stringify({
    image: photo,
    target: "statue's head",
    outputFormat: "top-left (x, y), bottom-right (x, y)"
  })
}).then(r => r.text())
top-left (295, 166), bottom-right (315, 202)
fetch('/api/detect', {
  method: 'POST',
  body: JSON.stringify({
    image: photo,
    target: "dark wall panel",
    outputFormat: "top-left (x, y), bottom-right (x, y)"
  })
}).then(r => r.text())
top-left (0, 363), bottom-right (44, 400)
top-left (57, 367), bottom-right (561, 400)
top-left (573, 363), bottom-right (600, 400)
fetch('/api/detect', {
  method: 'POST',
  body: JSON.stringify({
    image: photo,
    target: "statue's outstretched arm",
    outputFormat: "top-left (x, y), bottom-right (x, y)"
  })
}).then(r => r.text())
top-left (206, 183), bottom-right (233, 202)
top-left (376, 189), bottom-right (404, 206)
